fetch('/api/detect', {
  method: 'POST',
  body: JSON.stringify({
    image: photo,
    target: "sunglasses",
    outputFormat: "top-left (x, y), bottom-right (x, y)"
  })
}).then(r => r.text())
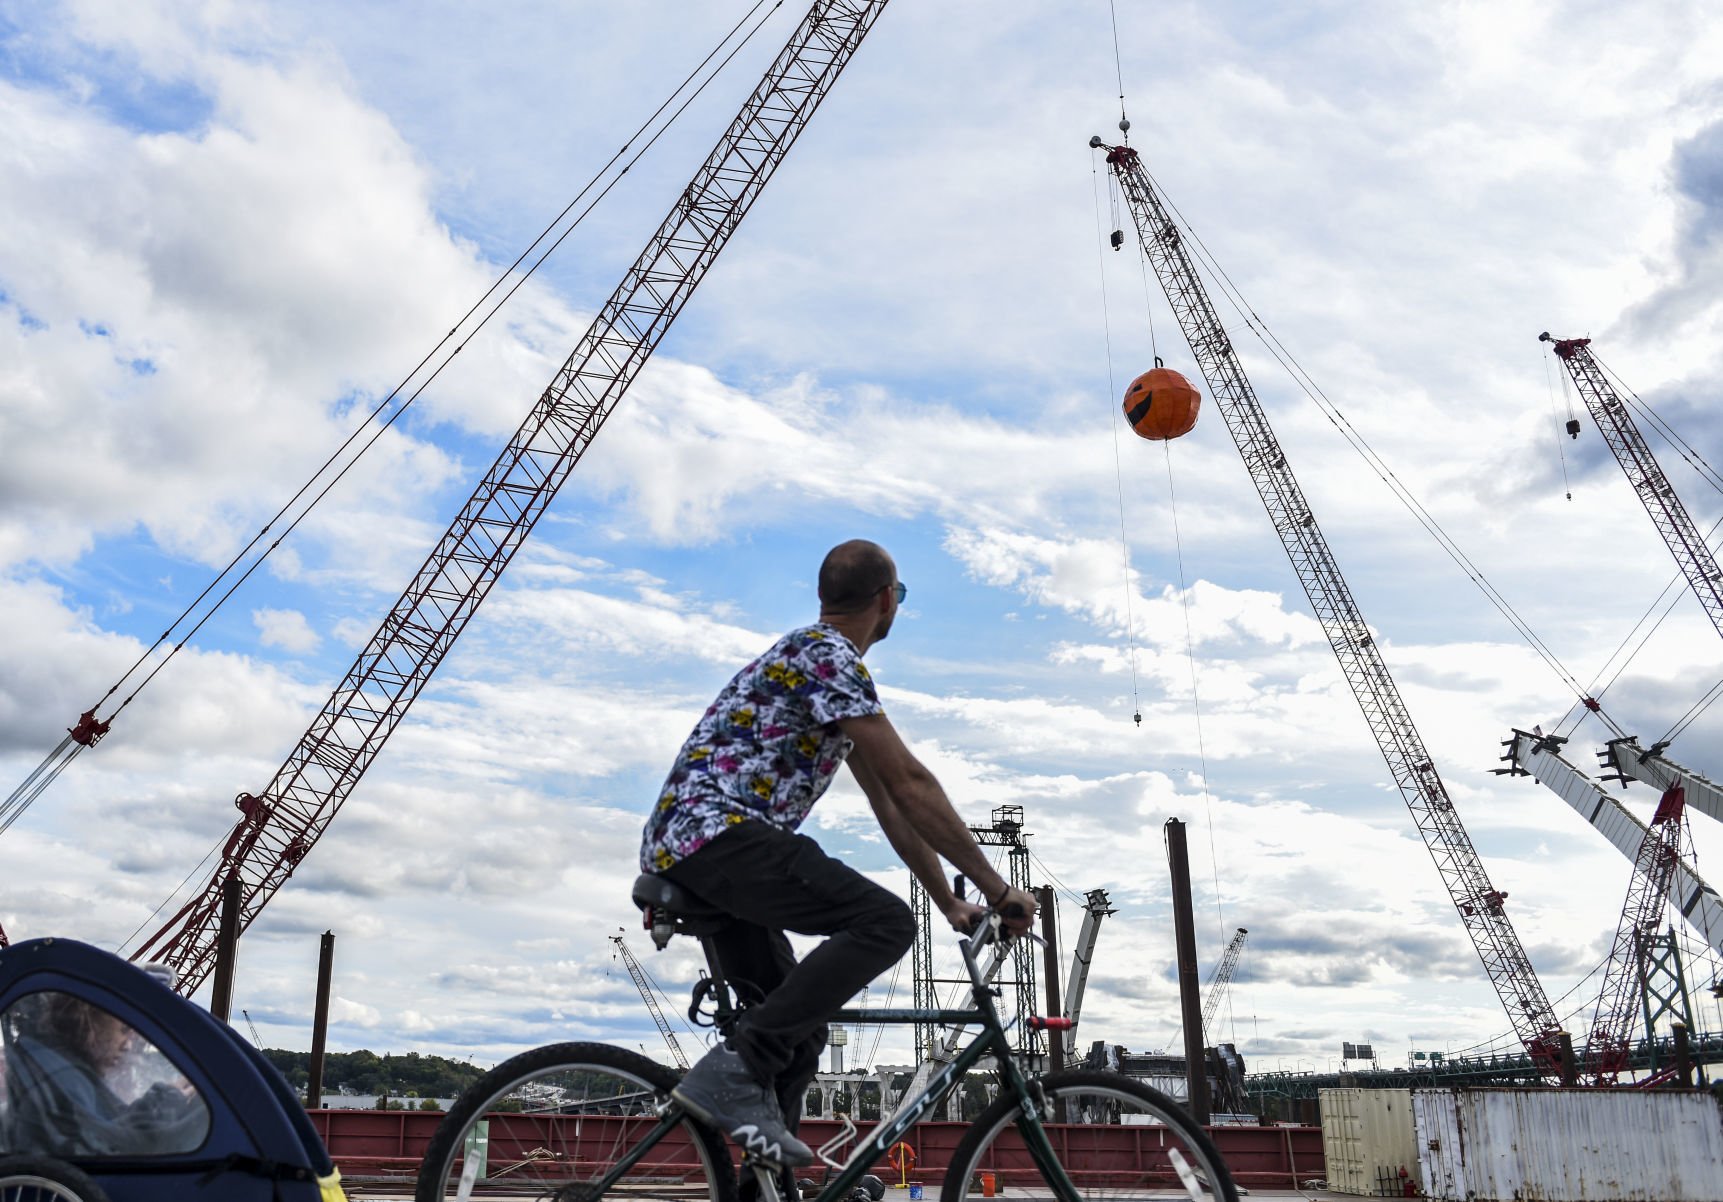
top-left (882, 581), bottom-right (908, 604)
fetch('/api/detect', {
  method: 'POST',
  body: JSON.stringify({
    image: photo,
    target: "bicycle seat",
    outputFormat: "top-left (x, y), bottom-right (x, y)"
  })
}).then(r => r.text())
top-left (631, 873), bottom-right (729, 949)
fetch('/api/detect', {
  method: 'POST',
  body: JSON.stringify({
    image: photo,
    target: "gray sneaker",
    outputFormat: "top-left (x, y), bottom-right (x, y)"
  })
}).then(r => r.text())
top-left (672, 1044), bottom-right (815, 1168)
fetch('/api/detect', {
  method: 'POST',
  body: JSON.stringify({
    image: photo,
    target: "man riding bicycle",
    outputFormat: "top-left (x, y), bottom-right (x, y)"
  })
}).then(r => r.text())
top-left (640, 539), bottom-right (1038, 1168)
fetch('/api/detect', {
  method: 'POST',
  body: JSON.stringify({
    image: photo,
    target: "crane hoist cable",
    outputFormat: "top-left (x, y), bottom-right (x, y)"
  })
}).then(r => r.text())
top-left (1104, 0), bottom-right (1128, 130)
top-left (1135, 163), bottom-right (1624, 740)
top-left (1593, 351), bottom-right (1723, 498)
top-left (1551, 524), bottom-right (1723, 740)
top-left (859, 964), bottom-right (899, 1070)
top-left (1544, 348), bottom-right (1574, 500)
top-left (1090, 155), bottom-right (1145, 725)
top-left (1025, 848), bottom-right (1086, 908)
top-left (1161, 438), bottom-right (1228, 941)
top-left (3, 0), bottom-right (787, 846)
top-left (1092, 112), bottom-right (1229, 932)
top-left (1090, 9), bottom-right (1233, 932)
top-left (1660, 675), bottom-right (1723, 746)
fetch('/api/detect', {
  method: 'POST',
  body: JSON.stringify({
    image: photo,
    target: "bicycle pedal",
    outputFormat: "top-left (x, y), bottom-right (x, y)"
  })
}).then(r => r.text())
top-left (744, 1160), bottom-right (784, 1202)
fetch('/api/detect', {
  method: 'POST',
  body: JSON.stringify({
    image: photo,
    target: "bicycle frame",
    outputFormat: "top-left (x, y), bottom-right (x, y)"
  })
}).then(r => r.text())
top-left (580, 920), bottom-right (1082, 1202)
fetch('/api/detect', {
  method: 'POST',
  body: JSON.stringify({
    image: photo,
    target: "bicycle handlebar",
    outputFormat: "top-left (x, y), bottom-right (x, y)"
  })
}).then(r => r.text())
top-left (953, 874), bottom-right (1043, 949)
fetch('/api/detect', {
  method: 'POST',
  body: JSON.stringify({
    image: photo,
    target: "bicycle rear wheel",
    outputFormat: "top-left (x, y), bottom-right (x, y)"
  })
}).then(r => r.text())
top-left (415, 1041), bottom-right (736, 1202)
top-left (940, 1070), bottom-right (1238, 1202)
top-left (0, 1156), bottom-right (112, 1202)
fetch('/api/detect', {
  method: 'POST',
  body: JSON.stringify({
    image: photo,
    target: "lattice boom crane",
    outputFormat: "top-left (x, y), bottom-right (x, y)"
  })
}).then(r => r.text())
top-left (611, 933), bottom-right (690, 1070)
top-left (1586, 785), bottom-right (1689, 1083)
top-left (1097, 137), bottom-right (1562, 1068)
top-left (1541, 334), bottom-right (1723, 643)
top-left (129, 0), bottom-right (893, 989)
top-left (1201, 927), bottom-right (1247, 1045)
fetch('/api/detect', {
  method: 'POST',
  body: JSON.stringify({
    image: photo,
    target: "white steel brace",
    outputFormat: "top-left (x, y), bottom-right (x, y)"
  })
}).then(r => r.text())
top-left (1604, 737), bottom-right (1723, 830)
top-left (1505, 729), bottom-right (1723, 956)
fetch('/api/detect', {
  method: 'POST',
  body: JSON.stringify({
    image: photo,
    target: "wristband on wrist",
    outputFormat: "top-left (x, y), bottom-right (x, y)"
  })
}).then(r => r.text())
top-left (986, 884), bottom-right (1010, 907)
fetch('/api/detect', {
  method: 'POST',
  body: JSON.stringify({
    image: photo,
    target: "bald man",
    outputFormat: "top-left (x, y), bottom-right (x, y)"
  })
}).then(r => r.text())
top-left (640, 539), bottom-right (1038, 1167)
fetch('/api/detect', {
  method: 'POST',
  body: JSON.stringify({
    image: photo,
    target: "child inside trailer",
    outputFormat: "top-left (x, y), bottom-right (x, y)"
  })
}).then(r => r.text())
top-left (2, 988), bottom-right (210, 1157)
top-left (0, 936), bottom-right (350, 1201)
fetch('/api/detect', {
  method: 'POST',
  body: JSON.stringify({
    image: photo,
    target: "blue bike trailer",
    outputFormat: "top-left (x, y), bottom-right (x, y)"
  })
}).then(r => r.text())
top-left (0, 937), bottom-right (346, 1201)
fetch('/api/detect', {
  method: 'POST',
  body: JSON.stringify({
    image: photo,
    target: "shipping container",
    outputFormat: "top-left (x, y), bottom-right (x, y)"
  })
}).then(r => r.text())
top-left (1413, 1086), bottom-right (1723, 1202)
top-left (1319, 1087), bottom-right (1420, 1196)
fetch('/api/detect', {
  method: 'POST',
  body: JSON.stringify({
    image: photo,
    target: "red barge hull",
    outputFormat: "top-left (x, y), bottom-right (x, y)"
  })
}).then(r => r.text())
top-left (313, 1111), bottom-right (1323, 1189)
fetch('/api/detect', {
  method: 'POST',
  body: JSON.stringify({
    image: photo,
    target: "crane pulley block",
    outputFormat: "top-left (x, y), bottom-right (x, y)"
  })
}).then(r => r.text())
top-left (67, 710), bottom-right (111, 747)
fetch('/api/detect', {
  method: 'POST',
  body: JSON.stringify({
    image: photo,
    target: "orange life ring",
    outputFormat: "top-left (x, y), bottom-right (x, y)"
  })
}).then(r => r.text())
top-left (887, 1141), bottom-right (917, 1173)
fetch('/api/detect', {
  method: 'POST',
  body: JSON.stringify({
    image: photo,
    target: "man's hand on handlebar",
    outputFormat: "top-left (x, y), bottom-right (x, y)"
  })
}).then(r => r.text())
top-left (994, 885), bottom-right (1039, 937)
top-left (941, 896), bottom-right (988, 934)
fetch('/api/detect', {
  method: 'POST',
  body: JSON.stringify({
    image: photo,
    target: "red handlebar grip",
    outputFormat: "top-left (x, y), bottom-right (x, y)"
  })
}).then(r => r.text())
top-left (1027, 1016), bottom-right (1075, 1031)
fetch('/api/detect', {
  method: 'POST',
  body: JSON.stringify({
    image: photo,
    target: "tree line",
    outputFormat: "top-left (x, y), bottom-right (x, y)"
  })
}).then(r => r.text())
top-left (262, 1048), bottom-right (485, 1100)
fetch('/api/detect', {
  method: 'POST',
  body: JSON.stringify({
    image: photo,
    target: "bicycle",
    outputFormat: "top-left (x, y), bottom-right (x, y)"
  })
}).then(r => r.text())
top-left (415, 874), bottom-right (1238, 1202)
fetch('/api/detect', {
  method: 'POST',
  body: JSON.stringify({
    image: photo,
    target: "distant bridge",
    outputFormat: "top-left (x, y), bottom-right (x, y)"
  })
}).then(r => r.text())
top-left (1244, 1029), bottom-right (1723, 1107)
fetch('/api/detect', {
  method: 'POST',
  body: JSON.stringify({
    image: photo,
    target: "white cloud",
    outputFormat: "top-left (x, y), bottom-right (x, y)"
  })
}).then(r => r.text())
top-left (253, 607), bottom-right (320, 653)
top-left (6, 0), bottom-right (1723, 1076)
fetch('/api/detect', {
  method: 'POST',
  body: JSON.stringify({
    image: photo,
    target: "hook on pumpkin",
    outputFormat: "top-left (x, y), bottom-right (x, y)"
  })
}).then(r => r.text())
top-left (1122, 365), bottom-right (1202, 442)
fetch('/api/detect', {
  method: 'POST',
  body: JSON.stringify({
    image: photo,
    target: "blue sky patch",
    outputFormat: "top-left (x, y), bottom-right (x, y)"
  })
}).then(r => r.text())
top-left (1, 13), bottom-right (213, 136)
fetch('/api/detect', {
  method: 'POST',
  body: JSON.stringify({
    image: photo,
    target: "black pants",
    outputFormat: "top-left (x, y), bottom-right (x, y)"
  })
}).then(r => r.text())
top-left (664, 820), bottom-right (917, 1122)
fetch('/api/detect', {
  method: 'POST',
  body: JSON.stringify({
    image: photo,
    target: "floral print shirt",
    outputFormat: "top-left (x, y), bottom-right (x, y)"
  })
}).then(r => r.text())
top-left (640, 624), bottom-right (883, 871)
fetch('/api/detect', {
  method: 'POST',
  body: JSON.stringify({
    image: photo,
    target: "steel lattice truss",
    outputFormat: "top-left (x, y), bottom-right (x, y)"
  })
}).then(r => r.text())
top-left (1200, 927), bottom-right (1247, 1044)
top-left (909, 806), bottom-right (1038, 1062)
top-left (134, 0), bottom-right (893, 989)
top-left (1100, 141), bottom-right (1562, 1067)
top-left (1587, 786), bottom-right (1688, 1083)
top-left (971, 819), bottom-right (1038, 1057)
top-left (908, 880), bottom-right (938, 1062)
top-left (611, 934), bottom-right (690, 1070)
top-left (1544, 335), bottom-right (1723, 641)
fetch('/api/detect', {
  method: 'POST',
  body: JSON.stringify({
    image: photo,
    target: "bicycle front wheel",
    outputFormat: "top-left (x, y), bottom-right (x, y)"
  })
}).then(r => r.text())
top-left (415, 1041), bottom-right (736, 1202)
top-left (941, 1070), bottom-right (1238, 1202)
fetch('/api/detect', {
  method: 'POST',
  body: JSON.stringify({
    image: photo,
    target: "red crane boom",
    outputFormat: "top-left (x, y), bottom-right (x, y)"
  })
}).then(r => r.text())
top-left (1586, 785), bottom-right (1688, 1082)
top-left (131, 0), bottom-right (893, 989)
top-left (1097, 137), bottom-right (1562, 1068)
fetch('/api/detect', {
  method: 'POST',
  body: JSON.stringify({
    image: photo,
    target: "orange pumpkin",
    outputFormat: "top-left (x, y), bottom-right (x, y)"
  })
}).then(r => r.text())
top-left (1122, 365), bottom-right (1201, 440)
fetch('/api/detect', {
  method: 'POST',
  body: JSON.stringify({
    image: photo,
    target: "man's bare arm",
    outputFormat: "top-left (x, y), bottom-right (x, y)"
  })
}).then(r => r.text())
top-left (849, 753), bottom-right (982, 931)
top-left (842, 712), bottom-right (1037, 931)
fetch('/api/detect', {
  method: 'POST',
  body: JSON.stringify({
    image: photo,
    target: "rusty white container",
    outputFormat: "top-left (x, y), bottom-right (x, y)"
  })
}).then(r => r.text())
top-left (1413, 1086), bottom-right (1723, 1201)
top-left (1319, 1088), bottom-right (1420, 1196)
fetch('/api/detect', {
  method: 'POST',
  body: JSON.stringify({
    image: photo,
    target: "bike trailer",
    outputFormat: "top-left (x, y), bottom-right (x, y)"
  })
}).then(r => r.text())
top-left (0, 937), bottom-right (346, 1201)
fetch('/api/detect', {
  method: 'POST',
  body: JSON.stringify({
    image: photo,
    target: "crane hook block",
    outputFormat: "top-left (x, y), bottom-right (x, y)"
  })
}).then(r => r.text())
top-left (1123, 366), bottom-right (1202, 441)
top-left (1133, 711), bottom-right (1142, 727)
top-left (1110, 229), bottom-right (1125, 251)
top-left (1565, 418), bottom-right (1582, 439)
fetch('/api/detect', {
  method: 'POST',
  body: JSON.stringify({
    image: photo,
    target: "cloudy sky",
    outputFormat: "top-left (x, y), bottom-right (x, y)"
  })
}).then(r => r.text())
top-left (6, 0), bottom-right (1723, 1078)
